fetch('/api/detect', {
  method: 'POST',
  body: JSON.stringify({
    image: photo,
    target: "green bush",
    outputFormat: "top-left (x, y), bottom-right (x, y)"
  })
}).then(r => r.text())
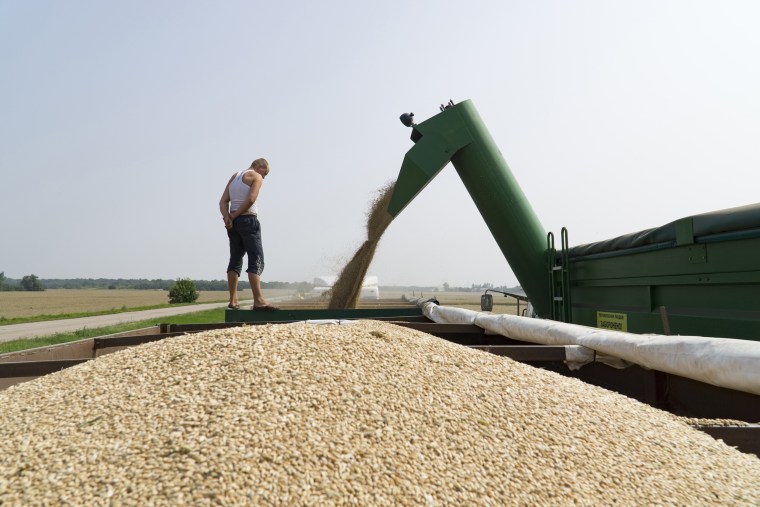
top-left (168, 278), bottom-right (199, 304)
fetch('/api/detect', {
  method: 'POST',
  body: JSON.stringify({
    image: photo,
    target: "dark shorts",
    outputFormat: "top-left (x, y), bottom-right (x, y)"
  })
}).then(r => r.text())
top-left (227, 215), bottom-right (264, 276)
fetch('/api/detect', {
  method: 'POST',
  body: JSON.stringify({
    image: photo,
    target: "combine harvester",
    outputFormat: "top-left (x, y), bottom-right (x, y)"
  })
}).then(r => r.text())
top-left (2, 99), bottom-right (758, 456)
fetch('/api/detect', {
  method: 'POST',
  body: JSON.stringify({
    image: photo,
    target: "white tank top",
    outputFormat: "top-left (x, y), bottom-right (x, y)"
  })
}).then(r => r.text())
top-left (229, 170), bottom-right (258, 215)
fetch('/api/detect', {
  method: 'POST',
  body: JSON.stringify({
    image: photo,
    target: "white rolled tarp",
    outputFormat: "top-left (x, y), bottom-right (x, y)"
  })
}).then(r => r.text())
top-left (411, 298), bottom-right (760, 396)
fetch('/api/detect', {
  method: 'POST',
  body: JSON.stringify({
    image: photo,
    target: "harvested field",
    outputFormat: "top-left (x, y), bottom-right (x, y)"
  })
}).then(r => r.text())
top-left (0, 289), bottom-right (291, 320)
top-left (291, 292), bottom-right (520, 315)
top-left (381, 292), bottom-right (522, 315)
top-left (429, 291), bottom-right (522, 315)
top-left (1, 320), bottom-right (758, 505)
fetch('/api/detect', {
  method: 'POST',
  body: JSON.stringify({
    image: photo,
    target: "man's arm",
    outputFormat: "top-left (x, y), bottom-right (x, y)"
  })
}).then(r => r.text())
top-left (229, 171), bottom-right (263, 220)
top-left (219, 174), bottom-right (236, 228)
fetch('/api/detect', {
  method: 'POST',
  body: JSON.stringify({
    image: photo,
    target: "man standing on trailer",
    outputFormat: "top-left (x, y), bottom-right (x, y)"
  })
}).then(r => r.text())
top-left (219, 158), bottom-right (279, 311)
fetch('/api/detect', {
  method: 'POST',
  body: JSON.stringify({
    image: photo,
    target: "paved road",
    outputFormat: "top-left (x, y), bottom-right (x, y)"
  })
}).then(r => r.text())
top-left (0, 301), bottom-right (252, 343)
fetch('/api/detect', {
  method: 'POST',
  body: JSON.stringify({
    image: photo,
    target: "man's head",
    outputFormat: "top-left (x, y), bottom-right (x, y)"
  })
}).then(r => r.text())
top-left (251, 158), bottom-right (270, 178)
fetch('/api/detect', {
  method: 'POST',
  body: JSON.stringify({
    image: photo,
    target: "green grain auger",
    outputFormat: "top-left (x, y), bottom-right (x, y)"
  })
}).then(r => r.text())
top-left (389, 100), bottom-right (553, 318)
top-left (389, 100), bottom-right (760, 341)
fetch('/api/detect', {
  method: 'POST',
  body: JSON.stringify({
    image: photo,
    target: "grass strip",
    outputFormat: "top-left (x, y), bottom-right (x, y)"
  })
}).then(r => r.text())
top-left (0, 300), bottom-right (228, 327)
top-left (0, 308), bottom-right (226, 354)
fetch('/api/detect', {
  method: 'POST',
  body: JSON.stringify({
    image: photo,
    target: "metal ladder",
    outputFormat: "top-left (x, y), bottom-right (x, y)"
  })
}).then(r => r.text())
top-left (547, 228), bottom-right (571, 322)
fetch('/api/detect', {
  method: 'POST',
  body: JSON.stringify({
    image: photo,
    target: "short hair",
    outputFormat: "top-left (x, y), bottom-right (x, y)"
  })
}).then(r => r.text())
top-left (251, 158), bottom-right (269, 175)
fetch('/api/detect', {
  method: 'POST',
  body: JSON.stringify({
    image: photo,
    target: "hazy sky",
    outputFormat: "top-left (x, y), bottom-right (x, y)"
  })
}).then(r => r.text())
top-left (2, 1), bottom-right (759, 287)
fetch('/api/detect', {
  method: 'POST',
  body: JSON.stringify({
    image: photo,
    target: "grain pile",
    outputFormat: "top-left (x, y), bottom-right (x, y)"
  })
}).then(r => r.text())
top-left (1, 320), bottom-right (759, 506)
top-left (328, 182), bottom-right (395, 309)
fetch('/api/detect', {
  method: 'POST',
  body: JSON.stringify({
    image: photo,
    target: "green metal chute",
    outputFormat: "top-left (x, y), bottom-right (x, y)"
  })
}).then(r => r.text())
top-left (388, 100), bottom-right (552, 317)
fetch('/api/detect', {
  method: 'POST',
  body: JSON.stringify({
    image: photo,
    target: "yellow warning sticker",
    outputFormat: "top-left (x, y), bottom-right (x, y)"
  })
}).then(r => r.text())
top-left (596, 311), bottom-right (628, 332)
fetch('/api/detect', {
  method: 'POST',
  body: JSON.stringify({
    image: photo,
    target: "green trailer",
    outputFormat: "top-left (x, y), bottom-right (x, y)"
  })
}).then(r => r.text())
top-left (388, 100), bottom-right (760, 341)
top-left (564, 204), bottom-right (760, 340)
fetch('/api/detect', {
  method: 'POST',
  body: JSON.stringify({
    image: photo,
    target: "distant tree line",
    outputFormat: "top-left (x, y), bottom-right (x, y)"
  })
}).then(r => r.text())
top-left (436, 282), bottom-right (516, 292)
top-left (377, 285), bottom-right (438, 292)
top-left (0, 274), bottom-right (314, 292)
top-left (0, 274), bottom-right (513, 294)
top-left (0, 272), bottom-right (45, 292)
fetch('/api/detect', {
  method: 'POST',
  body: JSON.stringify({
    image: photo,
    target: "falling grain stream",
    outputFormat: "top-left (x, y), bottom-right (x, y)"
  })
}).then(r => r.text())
top-left (328, 182), bottom-right (395, 309)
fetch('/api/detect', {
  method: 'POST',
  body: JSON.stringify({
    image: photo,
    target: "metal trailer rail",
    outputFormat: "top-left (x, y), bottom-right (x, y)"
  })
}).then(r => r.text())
top-left (1, 318), bottom-right (758, 457)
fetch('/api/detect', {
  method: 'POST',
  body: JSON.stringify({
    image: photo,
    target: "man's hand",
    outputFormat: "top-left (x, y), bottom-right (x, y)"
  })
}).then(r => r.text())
top-left (223, 215), bottom-right (233, 229)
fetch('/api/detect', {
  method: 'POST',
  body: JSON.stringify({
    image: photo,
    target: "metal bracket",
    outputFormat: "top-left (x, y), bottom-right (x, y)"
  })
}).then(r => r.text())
top-left (687, 244), bottom-right (707, 264)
